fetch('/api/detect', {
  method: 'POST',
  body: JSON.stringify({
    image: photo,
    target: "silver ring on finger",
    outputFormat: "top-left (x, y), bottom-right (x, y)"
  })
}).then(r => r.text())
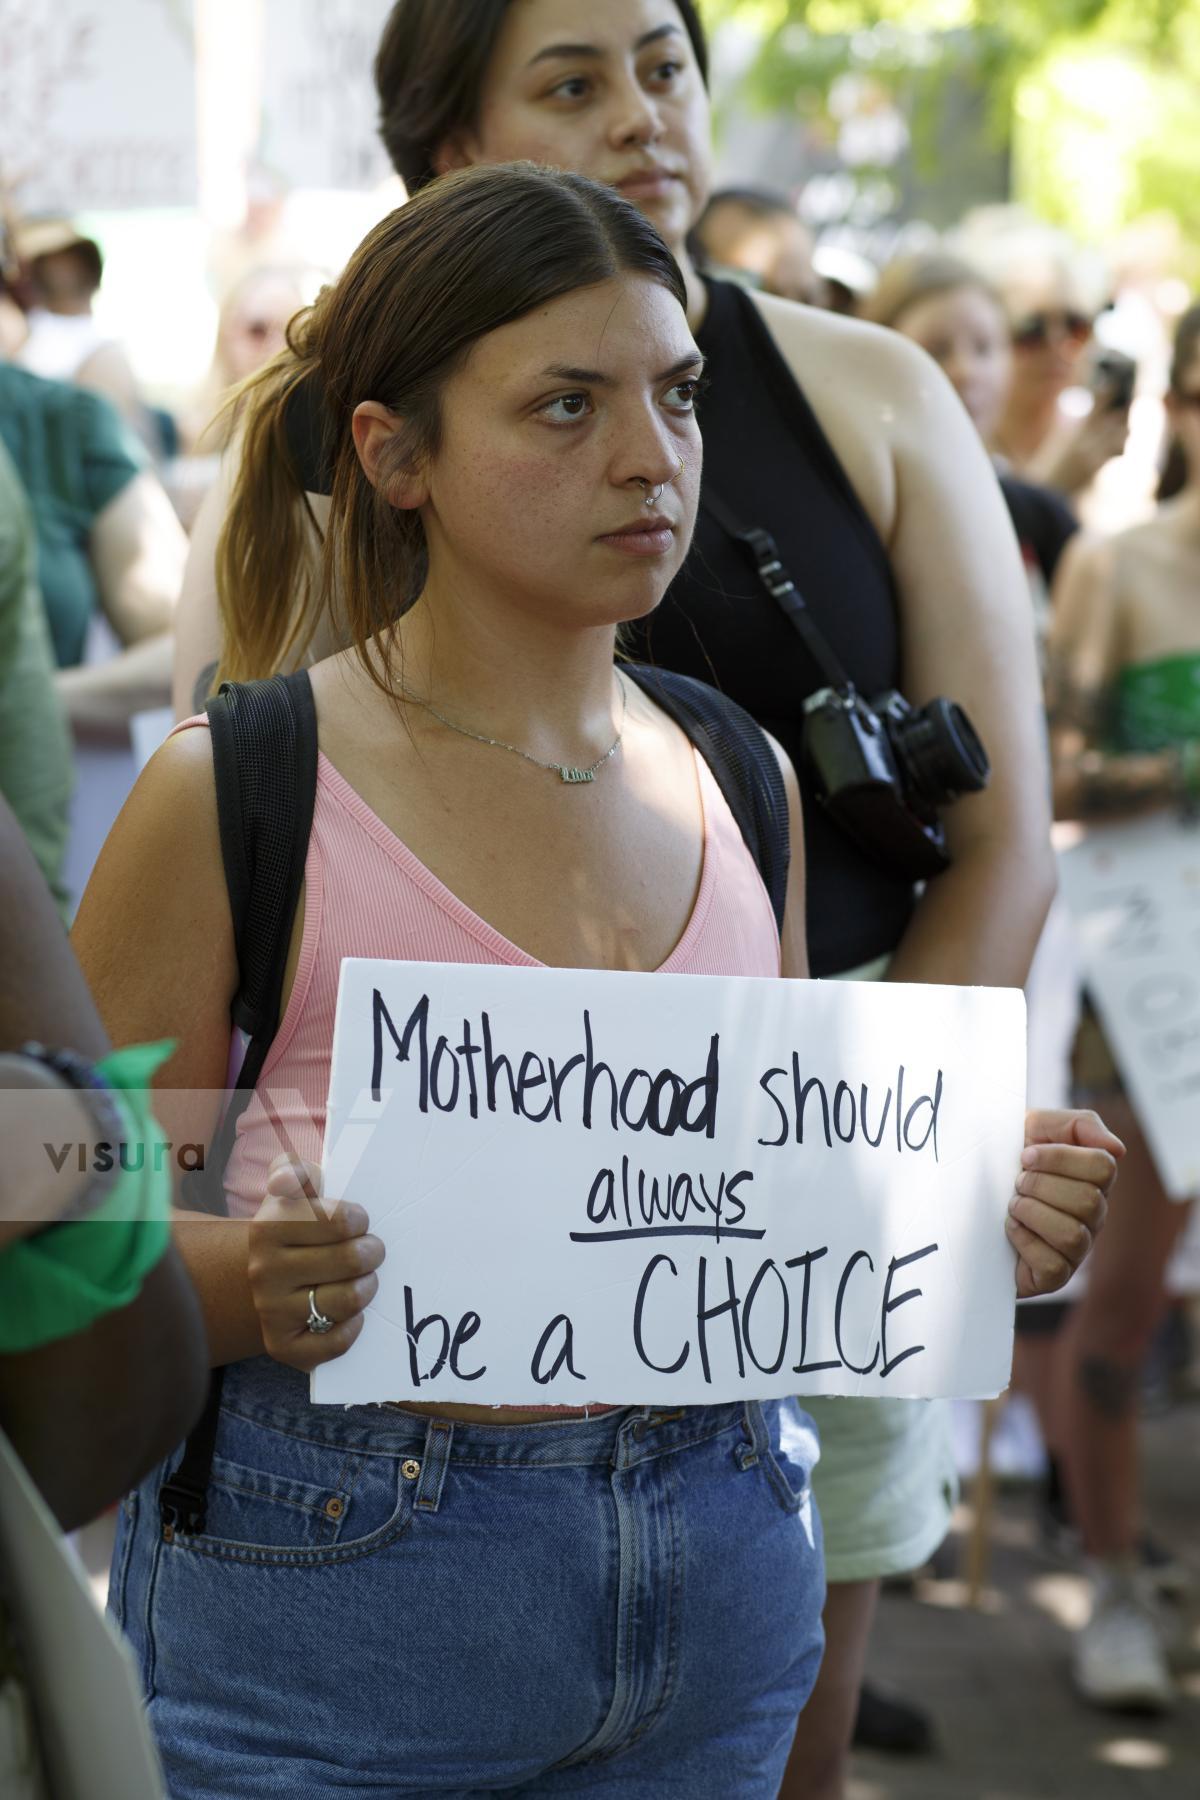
top-left (306, 1287), bottom-right (335, 1335)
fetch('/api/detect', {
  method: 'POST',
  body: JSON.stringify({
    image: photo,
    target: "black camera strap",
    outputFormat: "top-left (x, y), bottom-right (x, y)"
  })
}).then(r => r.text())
top-left (699, 489), bottom-right (854, 693)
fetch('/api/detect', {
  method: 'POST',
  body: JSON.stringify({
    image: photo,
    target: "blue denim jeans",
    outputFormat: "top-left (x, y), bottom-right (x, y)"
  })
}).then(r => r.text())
top-left (110, 1359), bottom-right (822, 1797)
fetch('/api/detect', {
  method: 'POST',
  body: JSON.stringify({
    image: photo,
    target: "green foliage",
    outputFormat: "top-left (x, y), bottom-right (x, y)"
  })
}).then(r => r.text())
top-left (698, 0), bottom-right (1200, 256)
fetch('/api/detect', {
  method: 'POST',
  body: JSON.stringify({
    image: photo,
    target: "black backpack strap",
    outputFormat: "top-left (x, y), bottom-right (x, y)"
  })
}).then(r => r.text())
top-left (159, 670), bottom-right (318, 1538)
top-left (625, 663), bottom-right (790, 936)
top-left (699, 488), bottom-right (854, 692)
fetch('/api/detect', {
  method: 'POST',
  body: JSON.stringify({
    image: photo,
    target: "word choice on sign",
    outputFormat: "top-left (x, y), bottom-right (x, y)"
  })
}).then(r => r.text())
top-left (316, 962), bottom-right (1027, 1407)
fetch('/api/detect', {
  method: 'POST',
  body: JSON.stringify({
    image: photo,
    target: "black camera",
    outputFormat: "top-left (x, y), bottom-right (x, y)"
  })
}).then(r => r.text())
top-left (803, 685), bottom-right (991, 878)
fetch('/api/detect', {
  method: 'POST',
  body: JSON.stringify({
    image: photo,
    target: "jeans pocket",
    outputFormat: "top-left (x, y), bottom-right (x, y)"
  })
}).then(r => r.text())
top-left (176, 1414), bottom-right (417, 1566)
top-left (759, 1445), bottom-right (808, 1515)
top-left (738, 1401), bottom-right (811, 1516)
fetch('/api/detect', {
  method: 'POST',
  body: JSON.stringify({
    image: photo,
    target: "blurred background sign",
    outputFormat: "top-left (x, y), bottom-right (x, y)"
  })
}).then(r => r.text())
top-left (257, 0), bottom-right (395, 193)
top-left (0, 0), bottom-right (198, 213)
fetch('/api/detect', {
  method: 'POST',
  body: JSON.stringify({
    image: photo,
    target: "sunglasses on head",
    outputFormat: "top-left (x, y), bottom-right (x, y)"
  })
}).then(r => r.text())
top-left (1011, 308), bottom-right (1092, 350)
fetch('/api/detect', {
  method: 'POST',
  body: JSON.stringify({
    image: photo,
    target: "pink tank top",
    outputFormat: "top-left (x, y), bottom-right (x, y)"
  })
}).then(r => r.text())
top-left (181, 719), bottom-right (781, 1406)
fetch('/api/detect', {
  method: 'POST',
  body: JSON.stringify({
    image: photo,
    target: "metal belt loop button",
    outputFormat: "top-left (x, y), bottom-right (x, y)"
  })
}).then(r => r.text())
top-left (414, 1419), bottom-right (453, 1512)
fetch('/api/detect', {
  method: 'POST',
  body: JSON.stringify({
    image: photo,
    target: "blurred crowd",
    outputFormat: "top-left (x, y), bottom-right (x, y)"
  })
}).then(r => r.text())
top-left (0, 186), bottom-right (1187, 907)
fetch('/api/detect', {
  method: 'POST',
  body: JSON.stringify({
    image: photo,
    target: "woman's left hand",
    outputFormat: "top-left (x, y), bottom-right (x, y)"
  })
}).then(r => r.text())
top-left (1007, 1108), bottom-right (1125, 1299)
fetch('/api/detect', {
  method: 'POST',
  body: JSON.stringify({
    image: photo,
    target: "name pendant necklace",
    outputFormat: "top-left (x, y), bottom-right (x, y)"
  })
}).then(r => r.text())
top-left (410, 674), bottom-right (628, 785)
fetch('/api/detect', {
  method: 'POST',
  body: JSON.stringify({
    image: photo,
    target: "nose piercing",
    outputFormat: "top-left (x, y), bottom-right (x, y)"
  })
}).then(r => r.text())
top-left (640, 458), bottom-right (685, 507)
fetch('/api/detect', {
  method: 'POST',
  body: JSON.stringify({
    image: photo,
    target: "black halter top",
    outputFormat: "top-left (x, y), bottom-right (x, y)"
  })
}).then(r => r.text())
top-left (625, 278), bottom-right (915, 975)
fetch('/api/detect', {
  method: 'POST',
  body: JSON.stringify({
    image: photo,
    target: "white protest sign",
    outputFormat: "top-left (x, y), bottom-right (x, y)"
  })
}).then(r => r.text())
top-left (0, 0), bottom-right (197, 212)
top-left (316, 962), bottom-right (1026, 1408)
top-left (1058, 813), bottom-right (1200, 1200)
top-left (258, 0), bottom-right (396, 192)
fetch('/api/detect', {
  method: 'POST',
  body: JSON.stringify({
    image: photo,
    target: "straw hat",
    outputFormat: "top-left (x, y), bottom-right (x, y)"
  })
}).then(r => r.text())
top-left (11, 218), bottom-right (102, 284)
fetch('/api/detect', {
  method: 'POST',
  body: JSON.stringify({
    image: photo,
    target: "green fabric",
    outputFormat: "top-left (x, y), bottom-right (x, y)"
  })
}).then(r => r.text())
top-left (0, 440), bottom-right (72, 914)
top-left (0, 1043), bottom-right (175, 1354)
top-left (0, 365), bottom-right (145, 668)
top-left (1113, 654), bottom-right (1200, 753)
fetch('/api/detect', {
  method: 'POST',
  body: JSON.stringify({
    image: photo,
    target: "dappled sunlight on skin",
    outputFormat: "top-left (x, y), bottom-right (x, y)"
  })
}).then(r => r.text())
top-left (1095, 1737), bottom-right (1172, 1770)
top-left (912, 1573), bottom-right (1006, 1614)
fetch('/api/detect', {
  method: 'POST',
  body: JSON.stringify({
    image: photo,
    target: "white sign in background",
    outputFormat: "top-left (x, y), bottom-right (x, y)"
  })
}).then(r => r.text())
top-left (317, 961), bottom-right (1027, 1408)
top-left (258, 0), bottom-right (396, 193)
top-left (0, 0), bottom-right (197, 213)
top-left (1058, 813), bottom-right (1200, 1200)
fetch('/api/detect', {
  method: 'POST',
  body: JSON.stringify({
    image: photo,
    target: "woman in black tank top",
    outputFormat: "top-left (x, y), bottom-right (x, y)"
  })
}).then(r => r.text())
top-left (627, 278), bottom-right (914, 975)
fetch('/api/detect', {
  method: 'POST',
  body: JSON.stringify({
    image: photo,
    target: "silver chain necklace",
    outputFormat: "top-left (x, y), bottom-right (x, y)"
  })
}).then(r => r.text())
top-left (406, 676), bottom-right (628, 785)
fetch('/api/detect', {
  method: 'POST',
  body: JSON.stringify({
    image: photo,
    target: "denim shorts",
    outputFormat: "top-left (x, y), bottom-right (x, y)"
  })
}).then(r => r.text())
top-left (110, 1358), bottom-right (824, 1797)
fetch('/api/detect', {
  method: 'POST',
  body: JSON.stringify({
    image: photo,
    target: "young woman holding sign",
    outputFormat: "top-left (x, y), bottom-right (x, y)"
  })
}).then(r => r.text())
top-left (168, 2), bottom-right (1122, 1789)
top-left (75, 164), bottom-right (1116, 1797)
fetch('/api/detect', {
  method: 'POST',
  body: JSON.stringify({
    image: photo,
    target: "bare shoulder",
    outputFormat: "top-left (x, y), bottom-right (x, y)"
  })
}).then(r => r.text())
top-left (74, 723), bottom-right (223, 936)
top-left (746, 292), bottom-right (954, 540)
top-left (1053, 528), bottom-right (1119, 605)
top-left (752, 291), bottom-right (926, 384)
top-left (71, 723), bottom-right (233, 1061)
top-left (1048, 531), bottom-right (1122, 680)
top-left (141, 720), bottom-right (220, 801)
top-left (1116, 504), bottom-right (1191, 561)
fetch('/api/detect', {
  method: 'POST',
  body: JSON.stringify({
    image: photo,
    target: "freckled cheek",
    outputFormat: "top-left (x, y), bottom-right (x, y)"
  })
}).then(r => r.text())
top-left (443, 452), bottom-right (591, 556)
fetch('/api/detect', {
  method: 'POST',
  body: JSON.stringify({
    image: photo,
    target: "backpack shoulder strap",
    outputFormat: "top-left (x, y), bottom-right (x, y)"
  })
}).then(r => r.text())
top-left (161, 669), bottom-right (318, 1539)
top-left (207, 668), bottom-right (319, 1046)
top-left (624, 663), bottom-right (790, 935)
top-left (183, 667), bottom-right (318, 1217)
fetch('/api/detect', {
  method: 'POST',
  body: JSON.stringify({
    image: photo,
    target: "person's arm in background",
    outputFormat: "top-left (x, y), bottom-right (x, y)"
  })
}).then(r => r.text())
top-left (74, 338), bottom-right (158, 453)
top-left (881, 337), bottom-right (1056, 983)
top-left (0, 800), bottom-right (208, 1528)
top-left (1046, 533), bottom-right (1179, 819)
top-left (172, 438), bottom-right (337, 717)
top-left (171, 446), bottom-right (235, 716)
top-left (0, 441), bottom-right (73, 910)
top-left (1024, 402), bottom-right (1130, 503)
top-left (0, 1057), bottom-right (113, 1250)
top-left (758, 297), bottom-right (1056, 988)
top-left (768, 743), bottom-right (809, 985)
top-left (55, 464), bottom-right (187, 735)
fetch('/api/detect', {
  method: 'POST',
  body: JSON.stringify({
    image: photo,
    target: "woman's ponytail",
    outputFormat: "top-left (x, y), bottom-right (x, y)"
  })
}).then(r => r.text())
top-left (214, 304), bottom-right (329, 685)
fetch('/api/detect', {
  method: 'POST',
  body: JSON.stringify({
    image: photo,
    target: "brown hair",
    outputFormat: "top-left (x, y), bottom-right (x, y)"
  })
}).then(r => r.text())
top-left (1159, 301), bottom-right (1200, 502)
top-left (216, 163), bottom-right (687, 688)
top-left (375, 0), bottom-right (709, 194)
top-left (867, 253), bottom-right (1005, 333)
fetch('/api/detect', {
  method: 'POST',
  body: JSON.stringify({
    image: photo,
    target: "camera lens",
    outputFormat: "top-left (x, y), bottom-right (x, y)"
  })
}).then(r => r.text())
top-left (894, 698), bottom-right (990, 805)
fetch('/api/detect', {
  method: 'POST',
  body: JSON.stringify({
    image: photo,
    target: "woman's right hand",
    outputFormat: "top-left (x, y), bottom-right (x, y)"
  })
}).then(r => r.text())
top-left (247, 1157), bottom-right (385, 1370)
